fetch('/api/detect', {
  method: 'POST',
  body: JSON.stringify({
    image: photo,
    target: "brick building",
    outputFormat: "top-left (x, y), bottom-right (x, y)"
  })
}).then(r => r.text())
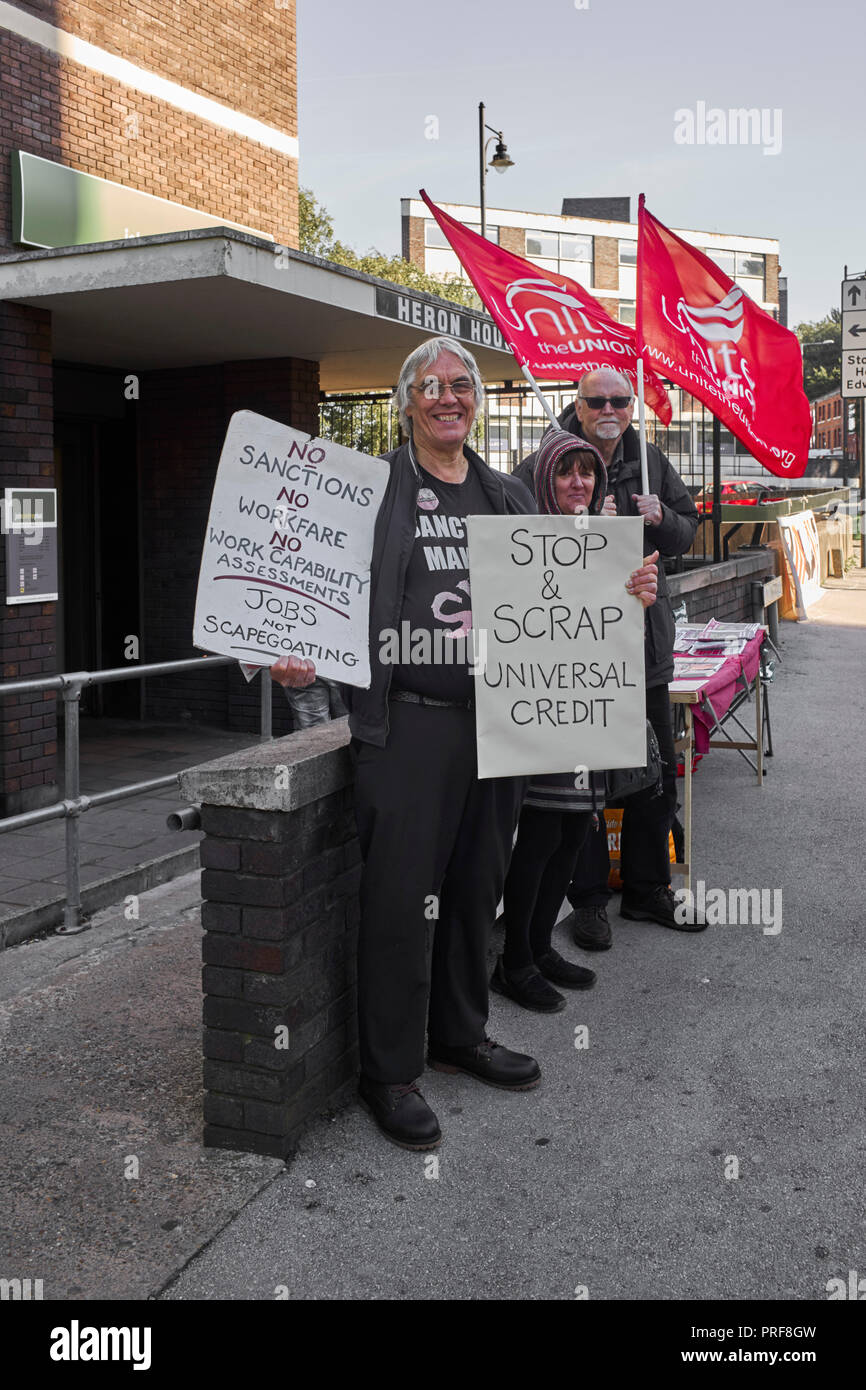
top-left (811, 389), bottom-right (844, 453)
top-left (0, 1), bottom-right (511, 818)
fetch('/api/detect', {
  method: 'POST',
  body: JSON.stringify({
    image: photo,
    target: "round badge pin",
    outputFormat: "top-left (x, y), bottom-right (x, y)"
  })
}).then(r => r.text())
top-left (417, 488), bottom-right (439, 511)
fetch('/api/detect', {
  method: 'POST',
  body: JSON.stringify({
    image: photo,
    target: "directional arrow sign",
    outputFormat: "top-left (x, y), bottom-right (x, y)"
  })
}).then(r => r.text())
top-left (842, 310), bottom-right (866, 347)
top-left (841, 280), bottom-right (866, 394)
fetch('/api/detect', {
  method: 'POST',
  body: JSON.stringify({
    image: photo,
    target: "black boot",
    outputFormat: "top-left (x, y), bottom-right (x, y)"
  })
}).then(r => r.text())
top-left (489, 955), bottom-right (566, 1013)
top-left (428, 1035), bottom-right (541, 1089)
top-left (358, 1076), bottom-right (442, 1149)
top-left (564, 905), bottom-right (612, 951)
top-left (535, 948), bottom-right (596, 989)
top-left (621, 884), bottom-right (707, 932)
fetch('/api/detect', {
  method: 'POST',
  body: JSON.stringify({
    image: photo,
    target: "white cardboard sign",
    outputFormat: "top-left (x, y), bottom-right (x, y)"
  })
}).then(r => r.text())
top-left (193, 411), bottom-right (389, 686)
top-left (777, 510), bottom-right (823, 620)
top-left (467, 514), bottom-right (647, 779)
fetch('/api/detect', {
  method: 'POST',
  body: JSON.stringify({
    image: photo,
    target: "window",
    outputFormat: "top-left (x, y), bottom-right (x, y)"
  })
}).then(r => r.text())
top-left (425, 220), bottom-right (449, 249)
top-left (618, 300), bottom-right (636, 326)
top-left (703, 248), bottom-right (766, 298)
top-left (525, 230), bottom-right (559, 259)
top-left (619, 240), bottom-right (637, 266)
top-left (705, 249), bottom-right (736, 274)
top-left (424, 219), bottom-right (498, 247)
top-left (560, 233), bottom-right (593, 263)
top-left (736, 253), bottom-right (764, 278)
top-left (525, 229), bottom-right (593, 283)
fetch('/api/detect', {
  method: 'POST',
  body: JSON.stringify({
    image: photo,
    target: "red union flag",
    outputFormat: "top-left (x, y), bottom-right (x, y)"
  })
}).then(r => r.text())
top-left (637, 197), bottom-right (810, 477)
top-left (420, 190), bottom-right (672, 424)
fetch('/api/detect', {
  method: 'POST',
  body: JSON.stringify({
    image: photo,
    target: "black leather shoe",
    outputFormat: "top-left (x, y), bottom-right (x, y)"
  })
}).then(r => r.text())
top-left (535, 948), bottom-right (596, 989)
top-left (621, 884), bottom-right (707, 932)
top-left (489, 955), bottom-right (565, 1013)
top-left (358, 1076), bottom-right (442, 1150)
top-left (565, 905), bottom-right (613, 951)
top-left (428, 1035), bottom-right (541, 1089)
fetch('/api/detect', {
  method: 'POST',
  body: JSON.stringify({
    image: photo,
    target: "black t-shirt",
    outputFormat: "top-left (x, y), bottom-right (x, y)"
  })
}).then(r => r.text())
top-left (390, 462), bottom-right (492, 701)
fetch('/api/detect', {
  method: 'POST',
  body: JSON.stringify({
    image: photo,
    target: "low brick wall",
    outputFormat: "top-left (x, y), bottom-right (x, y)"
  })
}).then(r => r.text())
top-left (668, 550), bottom-right (774, 625)
top-left (179, 719), bottom-right (359, 1159)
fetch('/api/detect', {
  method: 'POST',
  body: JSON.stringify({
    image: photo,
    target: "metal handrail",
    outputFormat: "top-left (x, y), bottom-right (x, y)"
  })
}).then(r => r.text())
top-left (0, 655), bottom-right (274, 935)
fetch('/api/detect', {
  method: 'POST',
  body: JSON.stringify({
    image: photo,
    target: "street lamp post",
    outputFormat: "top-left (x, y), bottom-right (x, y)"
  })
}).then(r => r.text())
top-left (478, 101), bottom-right (514, 241)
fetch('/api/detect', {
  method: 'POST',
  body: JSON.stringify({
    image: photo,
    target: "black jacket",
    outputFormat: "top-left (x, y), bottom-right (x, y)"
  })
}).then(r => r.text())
top-left (515, 406), bottom-right (699, 687)
top-left (343, 440), bottom-right (536, 747)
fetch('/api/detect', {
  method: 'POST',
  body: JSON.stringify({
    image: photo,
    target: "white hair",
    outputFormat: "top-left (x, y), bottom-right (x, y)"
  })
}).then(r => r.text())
top-left (392, 336), bottom-right (484, 432)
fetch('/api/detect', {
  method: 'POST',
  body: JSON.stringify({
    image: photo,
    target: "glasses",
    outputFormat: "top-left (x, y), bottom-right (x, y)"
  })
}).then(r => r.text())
top-left (579, 394), bottom-right (633, 410)
top-left (410, 376), bottom-right (477, 400)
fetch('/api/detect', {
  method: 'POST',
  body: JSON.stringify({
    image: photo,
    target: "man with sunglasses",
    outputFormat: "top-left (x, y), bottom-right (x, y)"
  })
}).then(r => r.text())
top-left (518, 367), bottom-right (701, 940)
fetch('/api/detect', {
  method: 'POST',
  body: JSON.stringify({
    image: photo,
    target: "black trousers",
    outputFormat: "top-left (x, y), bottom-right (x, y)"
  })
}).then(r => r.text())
top-left (502, 806), bottom-right (592, 971)
top-left (352, 701), bottom-right (525, 1083)
top-left (567, 683), bottom-right (677, 906)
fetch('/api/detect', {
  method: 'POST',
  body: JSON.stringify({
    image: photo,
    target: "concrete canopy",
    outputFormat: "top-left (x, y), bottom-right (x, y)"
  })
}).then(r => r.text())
top-left (0, 226), bottom-right (519, 392)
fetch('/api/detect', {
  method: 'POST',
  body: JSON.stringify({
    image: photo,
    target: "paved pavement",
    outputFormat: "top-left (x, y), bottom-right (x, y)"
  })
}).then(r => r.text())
top-left (1, 576), bottom-right (864, 1301)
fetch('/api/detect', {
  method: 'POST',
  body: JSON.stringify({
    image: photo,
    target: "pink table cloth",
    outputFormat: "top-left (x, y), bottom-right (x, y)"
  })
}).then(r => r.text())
top-left (673, 631), bottom-right (765, 756)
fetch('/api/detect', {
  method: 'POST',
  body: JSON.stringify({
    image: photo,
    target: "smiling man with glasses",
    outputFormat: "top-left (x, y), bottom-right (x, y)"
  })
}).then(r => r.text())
top-left (271, 335), bottom-right (541, 1152)
top-left (516, 366), bottom-right (701, 939)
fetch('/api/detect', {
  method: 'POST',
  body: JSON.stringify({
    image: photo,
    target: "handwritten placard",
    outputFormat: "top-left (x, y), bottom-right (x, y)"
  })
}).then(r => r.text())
top-left (193, 411), bottom-right (389, 686)
top-left (467, 514), bottom-right (646, 778)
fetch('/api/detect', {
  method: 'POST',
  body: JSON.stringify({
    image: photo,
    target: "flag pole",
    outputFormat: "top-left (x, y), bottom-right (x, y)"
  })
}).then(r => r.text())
top-left (635, 193), bottom-right (650, 495)
top-left (520, 363), bottom-right (560, 429)
top-left (636, 359), bottom-right (650, 495)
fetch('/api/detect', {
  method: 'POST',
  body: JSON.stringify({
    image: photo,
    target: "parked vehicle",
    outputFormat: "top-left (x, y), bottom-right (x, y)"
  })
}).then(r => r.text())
top-left (693, 480), bottom-right (784, 513)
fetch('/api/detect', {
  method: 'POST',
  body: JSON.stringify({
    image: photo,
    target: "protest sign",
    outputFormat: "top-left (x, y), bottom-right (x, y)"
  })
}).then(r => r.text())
top-left (467, 515), bottom-right (646, 779)
top-left (776, 510), bottom-right (823, 619)
top-left (193, 411), bottom-right (389, 686)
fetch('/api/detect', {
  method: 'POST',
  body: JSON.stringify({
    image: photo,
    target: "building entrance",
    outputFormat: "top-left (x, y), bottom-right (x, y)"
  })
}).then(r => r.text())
top-left (55, 368), bottom-right (140, 718)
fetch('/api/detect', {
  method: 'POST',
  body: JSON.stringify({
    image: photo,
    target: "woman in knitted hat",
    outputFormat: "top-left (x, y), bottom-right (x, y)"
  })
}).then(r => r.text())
top-left (491, 430), bottom-right (659, 1012)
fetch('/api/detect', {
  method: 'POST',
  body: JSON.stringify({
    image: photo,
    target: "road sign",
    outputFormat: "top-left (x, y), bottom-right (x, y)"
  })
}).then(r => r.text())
top-left (842, 311), bottom-right (866, 348)
top-left (842, 278), bottom-right (866, 396)
top-left (842, 350), bottom-right (866, 396)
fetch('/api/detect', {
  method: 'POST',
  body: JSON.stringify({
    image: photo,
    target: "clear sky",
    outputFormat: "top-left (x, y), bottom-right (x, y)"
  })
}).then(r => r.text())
top-left (297, 0), bottom-right (862, 327)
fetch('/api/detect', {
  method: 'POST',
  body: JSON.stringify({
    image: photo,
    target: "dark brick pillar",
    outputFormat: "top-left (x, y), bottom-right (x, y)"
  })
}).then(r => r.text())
top-left (0, 302), bottom-right (57, 818)
top-left (180, 719), bottom-right (360, 1159)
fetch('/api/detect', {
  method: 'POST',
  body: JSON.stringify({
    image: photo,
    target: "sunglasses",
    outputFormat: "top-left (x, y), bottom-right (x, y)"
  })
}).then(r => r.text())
top-left (579, 395), bottom-right (633, 409)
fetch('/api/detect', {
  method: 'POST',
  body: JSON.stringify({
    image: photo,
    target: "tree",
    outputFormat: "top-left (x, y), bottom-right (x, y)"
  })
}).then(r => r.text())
top-left (796, 308), bottom-right (841, 400)
top-left (297, 187), bottom-right (482, 311)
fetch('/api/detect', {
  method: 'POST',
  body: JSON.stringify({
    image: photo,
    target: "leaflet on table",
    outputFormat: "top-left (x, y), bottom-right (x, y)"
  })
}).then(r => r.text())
top-left (678, 638), bottom-right (749, 656)
top-left (676, 622), bottom-right (759, 655)
top-left (673, 656), bottom-right (726, 677)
